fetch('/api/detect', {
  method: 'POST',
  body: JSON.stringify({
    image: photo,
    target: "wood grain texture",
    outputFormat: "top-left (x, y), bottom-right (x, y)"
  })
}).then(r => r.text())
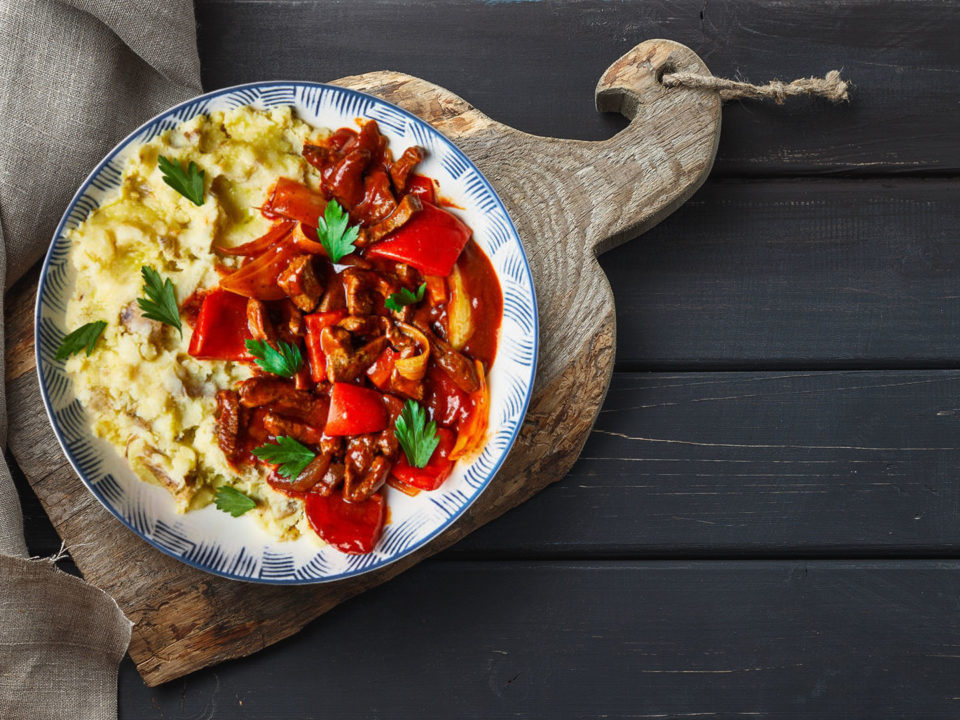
top-left (120, 559), bottom-right (960, 719)
top-left (4, 40), bottom-right (720, 685)
top-left (13, 2), bottom-right (959, 717)
top-left (603, 178), bottom-right (960, 368)
top-left (21, 368), bottom-right (960, 559)
top-left (195, 0), bottom-right (960, 175)
top-left (456, 370), bottom-right (960, 557)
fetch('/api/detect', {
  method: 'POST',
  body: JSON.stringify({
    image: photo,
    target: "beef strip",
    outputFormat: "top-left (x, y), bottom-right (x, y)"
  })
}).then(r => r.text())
top-left (312, 462), bottom-right (345, 497)
top-left (319, 325), bottom-right (388, 383)
top-left (238, 377), bottom-right (329, 427)
top-left (277, 255), bottom-right (324, 312)
top-left (366, 194), bottom-right (422, 243)
top-left (246, 299), bottom-right (275, 341)
top-left (341, 267), bottom-right (397, 315)
top-left (263, 412), bottom-right (326, 446)
top-left (416, 323), bottom-right (480, 393)
top-left (216, 390), bottom-right (241, 462)
top-left (322, 148), bottom-right (371, 209)
top-left (343, 434), bottom-right (391, 503)
top-left (388, 146), bottom-right (424, 193)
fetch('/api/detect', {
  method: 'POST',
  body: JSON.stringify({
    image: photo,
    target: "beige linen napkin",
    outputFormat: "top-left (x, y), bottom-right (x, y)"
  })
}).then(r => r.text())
top-left (0, 1), bottom-right (201, 717)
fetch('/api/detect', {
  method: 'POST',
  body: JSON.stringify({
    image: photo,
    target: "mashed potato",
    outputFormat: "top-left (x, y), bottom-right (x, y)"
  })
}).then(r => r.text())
top-left (65, 106), bottom-right (328, 541)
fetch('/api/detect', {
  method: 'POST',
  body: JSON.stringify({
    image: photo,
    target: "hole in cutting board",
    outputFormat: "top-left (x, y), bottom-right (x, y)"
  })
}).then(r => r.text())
top-left (655, 59), bottom-right (679, 85)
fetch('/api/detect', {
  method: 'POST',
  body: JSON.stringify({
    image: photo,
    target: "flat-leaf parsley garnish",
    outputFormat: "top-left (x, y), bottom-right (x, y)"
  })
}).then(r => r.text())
top-left (214, 486), bottom-right (256, 517)
top-left (317, 199), bottom-right (359, 263)
top-left (244, 339), bottom-right (303, 378)
top-left (137, 266), bottom-right (182, 336)
top-left (394, 400), bottom-right (440, 468)
top-left (252, 436), bottom-right (316, 479)
top-left (157, 155), bottom-right (205, 206)
top-left (55, 321), bottom-right (107, 360)
top-left (384, 282), bottom-right (427, 312)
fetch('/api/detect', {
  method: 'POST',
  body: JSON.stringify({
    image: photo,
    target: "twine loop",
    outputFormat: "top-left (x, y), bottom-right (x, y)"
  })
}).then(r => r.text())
top-left (661, 69), bottom-right (850, 104)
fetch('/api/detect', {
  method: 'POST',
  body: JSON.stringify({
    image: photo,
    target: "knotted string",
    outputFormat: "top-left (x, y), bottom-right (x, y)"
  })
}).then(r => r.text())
top-left (662, 69), bottom-right (850, 104)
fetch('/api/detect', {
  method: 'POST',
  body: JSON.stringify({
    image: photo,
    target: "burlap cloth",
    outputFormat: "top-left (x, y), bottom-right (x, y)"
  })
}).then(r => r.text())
top-left (0, 2), bottom-right (201, 717)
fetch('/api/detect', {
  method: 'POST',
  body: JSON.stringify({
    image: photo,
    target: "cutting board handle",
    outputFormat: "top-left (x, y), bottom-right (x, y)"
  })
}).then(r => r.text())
top-left (13, 45), bottom-right (725, 686)
top-left (595, 39), bottom-right (710, 126)
top-left (341, 39), bottom-right (719, 261)
top-left (569, 39), bottom-right (721, 256)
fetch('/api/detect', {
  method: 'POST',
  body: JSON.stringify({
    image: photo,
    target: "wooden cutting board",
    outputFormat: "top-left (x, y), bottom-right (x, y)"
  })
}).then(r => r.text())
top-left (3, 39), bottom-right (720, 686)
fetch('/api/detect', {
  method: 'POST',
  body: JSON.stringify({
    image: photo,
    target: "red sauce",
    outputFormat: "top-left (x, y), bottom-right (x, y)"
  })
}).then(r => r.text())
top-left (197, 118), bottom-right (507, 556)
top-left (239, 408), bottom-right (272, 466)
top-left (457, 240), bottom-right (502, 369)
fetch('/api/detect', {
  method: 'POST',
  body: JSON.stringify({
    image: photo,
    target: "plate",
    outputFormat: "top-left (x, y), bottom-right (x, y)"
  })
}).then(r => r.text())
top-left (36, 82), bottom-right (538, 584)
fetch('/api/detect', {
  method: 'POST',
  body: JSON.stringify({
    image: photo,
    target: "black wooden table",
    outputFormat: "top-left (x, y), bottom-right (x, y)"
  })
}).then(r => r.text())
top-left (15, 1), bottom-right (960, 716)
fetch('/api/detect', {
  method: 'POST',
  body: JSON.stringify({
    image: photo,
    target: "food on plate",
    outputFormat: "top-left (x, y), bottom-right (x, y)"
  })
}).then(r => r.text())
top-left (61, 105), bottom-right (502, 554)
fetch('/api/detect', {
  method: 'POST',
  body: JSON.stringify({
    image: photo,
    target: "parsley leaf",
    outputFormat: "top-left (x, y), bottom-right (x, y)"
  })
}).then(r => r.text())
top-left (55, 320), bottom-right (107, 360)
top-left (157, 155), bottom-right (205, 206)
top-left (252, 436), bottom-right (316, 479)
top-left (317, 199), bottom-right (359, 263)
top-left (384, 282), bottom-right (427, 312)
top-left (244, 339), bottom-right (303, 378)
top-left (394, 400), bottom-right (440, 468)
top-left (214, 486), bottom-right (256, 517)
top-left (137, 266), bottom-right (182, 336)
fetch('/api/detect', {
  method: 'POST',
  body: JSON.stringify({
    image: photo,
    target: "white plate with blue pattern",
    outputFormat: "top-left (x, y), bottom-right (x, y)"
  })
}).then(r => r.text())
top-left (36, 82), bottom-right (538, 584)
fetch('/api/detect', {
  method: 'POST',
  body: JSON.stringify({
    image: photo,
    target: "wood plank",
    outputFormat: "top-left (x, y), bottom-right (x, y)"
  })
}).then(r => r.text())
top-left (14, 170), bottom-right (960, 556)
top-left (455, 370), bottom-right (960, 556)
top-left (22, 369), bottom-right (960, 558)
top-left (19, 178), bottom-right (960, 373)
top-left (8, 43), bottom-right (723, 685)
top-left (119, 559), bottom-right (960, 719)
top-left (604, 178), bottom-right (960, 368)
top-left (196, 0), bottom-right (960, 175)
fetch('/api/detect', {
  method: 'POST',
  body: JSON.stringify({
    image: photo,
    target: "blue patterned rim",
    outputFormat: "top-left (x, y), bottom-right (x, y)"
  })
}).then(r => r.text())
top-left (35, 82), bottom-right (538, 584)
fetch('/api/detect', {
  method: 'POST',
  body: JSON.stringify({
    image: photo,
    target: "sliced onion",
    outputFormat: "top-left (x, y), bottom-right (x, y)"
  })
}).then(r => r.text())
top-left (219, 240), bottom-right (299, 300)
top-left (268, 177), bottom-right (327, 226)
top-left (291, 222), bottom-right (329, 255)
top-left (450, 359), bottom-right (489, 461)
top-left (215, 220), bottom-right (294, 256)
top-left (393, 322), bottom-right (430, 381)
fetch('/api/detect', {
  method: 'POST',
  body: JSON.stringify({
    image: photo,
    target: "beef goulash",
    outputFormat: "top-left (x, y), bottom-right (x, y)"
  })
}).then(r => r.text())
top-left (62, 106), bottom-right (501, 554)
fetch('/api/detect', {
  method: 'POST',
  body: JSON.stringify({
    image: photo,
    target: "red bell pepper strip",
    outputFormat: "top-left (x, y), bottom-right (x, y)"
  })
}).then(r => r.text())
top-left (214, 220), bottom-right (294, 256)
top-left (392, 427), bottom-right (457, 491)
top-left (365, 201), bottom-right (471, 277)
top-left (324, 382), bottom-right (389, 436)
top-left (423, 365), bottom-right (473, 429)
top-left (304, 310), bottom-right (348, 382)
top-left (304, 490), bottom-right (385, 554)
top-left (187, 289), bottom-right (253, 360)
top-left (219, 239), bottom-right (300, 300)
top-left (180, 289), bottom-right (207, 328)
top-left (266, 178), bottom-right (327, 226)
top-left (366, 346), bottom-right (398, 390)
top-left (405, 175), bottom-right (436, 205)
